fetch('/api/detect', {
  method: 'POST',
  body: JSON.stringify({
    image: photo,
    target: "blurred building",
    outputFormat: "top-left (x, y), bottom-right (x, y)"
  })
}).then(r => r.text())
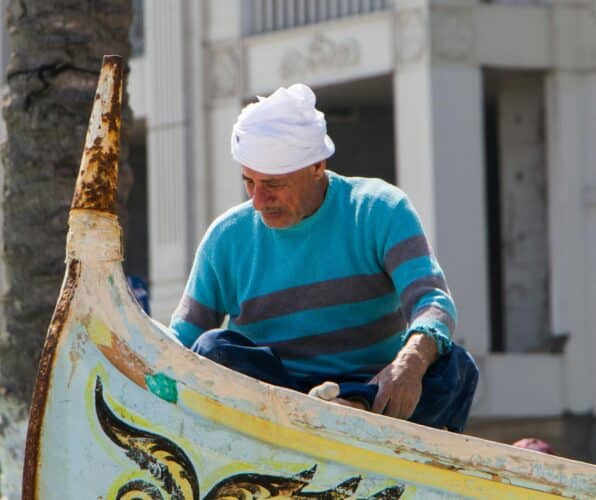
top-left (2, 0), bottom-right (595, 460)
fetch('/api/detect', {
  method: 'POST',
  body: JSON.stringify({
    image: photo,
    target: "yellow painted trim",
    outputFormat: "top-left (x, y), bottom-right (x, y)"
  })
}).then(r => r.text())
top-left (86, 316), bottom-right (112, 347)
top-left (180, 389), bottom-right (562, 499)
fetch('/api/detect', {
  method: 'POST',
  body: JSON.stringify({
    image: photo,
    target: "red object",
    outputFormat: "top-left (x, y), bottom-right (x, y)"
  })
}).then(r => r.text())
top-left (512, 438), bottom-right (555, 455)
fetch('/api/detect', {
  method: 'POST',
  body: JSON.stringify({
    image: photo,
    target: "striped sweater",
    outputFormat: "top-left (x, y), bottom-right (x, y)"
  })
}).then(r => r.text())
top-left (170, 170), bottom-right (456, 382)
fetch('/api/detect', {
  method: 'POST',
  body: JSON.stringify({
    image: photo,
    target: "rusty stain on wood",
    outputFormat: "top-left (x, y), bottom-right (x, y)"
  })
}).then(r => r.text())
top-left (22, 259), bottom-right (81, 500)
top-left (71, 55), bottom-right (123, 214)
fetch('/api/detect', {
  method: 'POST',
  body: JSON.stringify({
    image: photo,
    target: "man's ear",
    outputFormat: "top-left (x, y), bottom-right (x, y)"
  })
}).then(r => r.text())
top-left (313, 160), bottom-right (326, 179)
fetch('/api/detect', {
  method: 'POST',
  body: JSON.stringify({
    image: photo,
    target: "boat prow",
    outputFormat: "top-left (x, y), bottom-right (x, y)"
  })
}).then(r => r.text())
top-left (23, 56), bottom-right (596, 500)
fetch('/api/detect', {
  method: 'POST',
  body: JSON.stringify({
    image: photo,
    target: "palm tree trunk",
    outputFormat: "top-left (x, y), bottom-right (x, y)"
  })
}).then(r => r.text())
top-left (0, 2), bottom-right (132, 496)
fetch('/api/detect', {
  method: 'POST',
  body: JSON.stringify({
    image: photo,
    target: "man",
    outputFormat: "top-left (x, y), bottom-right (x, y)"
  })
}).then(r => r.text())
top-left (171, 84), bottom-right (478, 431)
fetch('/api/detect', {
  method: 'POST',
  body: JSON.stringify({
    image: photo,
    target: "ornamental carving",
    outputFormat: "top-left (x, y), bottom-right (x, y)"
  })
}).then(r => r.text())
top-left (95, 376), bottom-right (406, 499)
top-left (280, 32), bottom-right (361, 80)
top-left (431, 8), bottom-right (475, 63)
top-left (206, 43), bottom-right (243, 101)
top-left (395, 8), bottom-right (428, 69)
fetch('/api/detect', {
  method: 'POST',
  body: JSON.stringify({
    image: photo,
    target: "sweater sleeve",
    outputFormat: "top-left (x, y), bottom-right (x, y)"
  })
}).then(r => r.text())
top-left (169, 242), bottom-right (226, 348)
top-left (381, 194), bottom-right (456, 355)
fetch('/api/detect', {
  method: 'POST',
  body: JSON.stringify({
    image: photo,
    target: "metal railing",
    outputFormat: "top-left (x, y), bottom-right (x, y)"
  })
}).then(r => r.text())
top-left (244, 0), bottom-right (391, 36)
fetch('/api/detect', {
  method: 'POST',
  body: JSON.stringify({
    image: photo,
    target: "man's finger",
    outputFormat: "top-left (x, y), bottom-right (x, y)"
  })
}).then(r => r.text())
top-left (384, 397), bottom-right (403, 419)
top-left (399, 390), bottom-right (420, 419)
top-left (384, 387), bottom-right (418, 419)
top-left (399, 398), bottom-right (416, 419)
top-left (393, 401), bottom-right (417, 419)
top-left (372, 389), bottom-right (390, 413)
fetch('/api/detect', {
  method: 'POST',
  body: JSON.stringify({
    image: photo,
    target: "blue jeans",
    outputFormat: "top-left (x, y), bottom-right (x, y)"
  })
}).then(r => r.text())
top-left (192, 329), bottom-right (478, 432)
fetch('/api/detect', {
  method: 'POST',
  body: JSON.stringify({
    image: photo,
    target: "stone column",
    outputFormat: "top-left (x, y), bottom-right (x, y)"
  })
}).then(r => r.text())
top-left (187, 1), bottom-right (210, 249)
top-left (546, 0), bottom-right (596, 416)
top-left (145, 0), bottom-right (189, 322)
top-left (546, 73), bottom-right (593, 414)
top-left (393, 0), bottom-right (490, 354)
top-left (585, 78), bottom-right (596, 460)
top-left (586, 84), bottom-right (596, 424)
top-left (204, 43), bottom-right (245, 218)
top-left (203, 0), bottom-right (246, 221)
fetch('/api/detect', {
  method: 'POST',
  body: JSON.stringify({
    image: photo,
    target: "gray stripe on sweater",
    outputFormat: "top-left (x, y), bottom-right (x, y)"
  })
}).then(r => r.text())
top-left (400, 275), bottom-right (449, 319)
top-left (411, 304), bottom-right (455, 335)
top-left (263, 310), bottom-right (406, 359)
top-left (234, 273), bottom-right (395, 325)
top-left (384, 235), bottom-right (431, 273)
top-left (174, 294), bottom-right (223, 330)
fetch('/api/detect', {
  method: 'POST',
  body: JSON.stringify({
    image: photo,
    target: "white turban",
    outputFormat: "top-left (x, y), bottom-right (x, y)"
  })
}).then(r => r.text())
top-left (231, 84), bottom-right (335, 174)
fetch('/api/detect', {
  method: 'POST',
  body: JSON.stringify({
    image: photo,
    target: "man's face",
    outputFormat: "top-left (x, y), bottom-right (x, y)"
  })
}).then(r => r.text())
top-left (241, 163), bottom-right (326, 228)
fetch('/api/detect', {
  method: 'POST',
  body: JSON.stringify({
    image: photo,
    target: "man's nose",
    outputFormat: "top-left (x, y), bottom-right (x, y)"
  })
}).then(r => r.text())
top-left (252, 186), bottom-right (272, 211)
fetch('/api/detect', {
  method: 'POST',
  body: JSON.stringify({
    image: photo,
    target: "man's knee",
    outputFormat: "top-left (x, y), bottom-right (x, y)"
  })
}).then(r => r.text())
top-left (452, 344), bottom-right (479, 392)
top-left (191, 329), bottom-right (236, 360)
top-left (410, 344), bottom-right (479, 431)
top-left (190, 328), bottom-right (299, 390)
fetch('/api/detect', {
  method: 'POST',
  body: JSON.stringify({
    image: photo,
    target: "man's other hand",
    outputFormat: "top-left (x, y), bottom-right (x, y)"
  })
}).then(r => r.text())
top-left (308, 381), bottom-right (368, 411)
top-left (370, 333), bottom-right (438, 419)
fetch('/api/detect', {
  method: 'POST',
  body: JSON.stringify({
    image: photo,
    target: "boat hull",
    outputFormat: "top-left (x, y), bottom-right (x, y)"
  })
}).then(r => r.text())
top-left (30, 249), bottom-right (596, 499)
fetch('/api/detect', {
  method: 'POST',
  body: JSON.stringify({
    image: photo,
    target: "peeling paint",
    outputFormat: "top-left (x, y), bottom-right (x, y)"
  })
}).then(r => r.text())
top-left (67, 329), bottom-right (87, 388)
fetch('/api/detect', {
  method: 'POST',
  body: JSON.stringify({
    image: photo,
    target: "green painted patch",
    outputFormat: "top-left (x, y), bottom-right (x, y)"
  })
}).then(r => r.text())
top-left (145, 372), bottom-right (178, 404)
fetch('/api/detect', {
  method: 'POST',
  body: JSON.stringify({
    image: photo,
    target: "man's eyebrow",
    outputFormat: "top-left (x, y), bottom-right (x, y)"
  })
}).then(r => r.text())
top-left (242, 175), bottom-right (286, 185)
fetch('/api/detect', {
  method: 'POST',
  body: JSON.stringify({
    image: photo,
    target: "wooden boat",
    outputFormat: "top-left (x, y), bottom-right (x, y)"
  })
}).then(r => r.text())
top-left (23, 56), bottom-right (596, 500)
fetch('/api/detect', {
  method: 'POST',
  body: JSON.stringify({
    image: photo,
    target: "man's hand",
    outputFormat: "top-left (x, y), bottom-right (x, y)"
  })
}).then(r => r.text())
top-left (370, 333), bottom-right (438, 419)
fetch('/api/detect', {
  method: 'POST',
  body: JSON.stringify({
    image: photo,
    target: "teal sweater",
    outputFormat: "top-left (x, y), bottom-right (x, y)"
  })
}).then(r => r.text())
top-left (170, 171), bottom-right (455, 382)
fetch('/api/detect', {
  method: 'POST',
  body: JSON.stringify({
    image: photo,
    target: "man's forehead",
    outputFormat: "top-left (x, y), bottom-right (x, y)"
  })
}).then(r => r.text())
top-left (241, 166), bottom-right (295, 181)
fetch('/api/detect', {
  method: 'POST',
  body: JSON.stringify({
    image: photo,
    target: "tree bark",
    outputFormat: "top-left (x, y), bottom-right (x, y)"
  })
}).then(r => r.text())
top-left (0, 1), bottom-right (132, 496)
